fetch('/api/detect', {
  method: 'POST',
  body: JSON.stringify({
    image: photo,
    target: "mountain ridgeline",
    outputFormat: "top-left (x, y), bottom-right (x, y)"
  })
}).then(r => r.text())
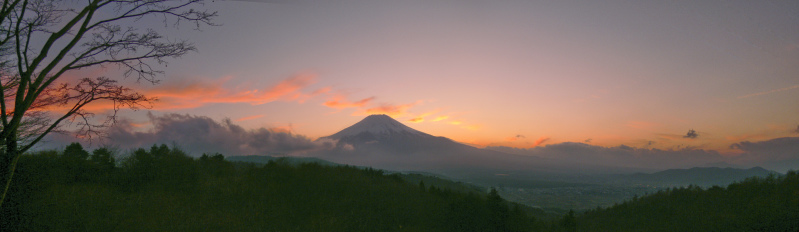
top-left (579, 170), bottom-right (799, 231)
top-left (314, 114), bottom-right (559, 176)
top-left (618, 166), bottom-right (777, 187)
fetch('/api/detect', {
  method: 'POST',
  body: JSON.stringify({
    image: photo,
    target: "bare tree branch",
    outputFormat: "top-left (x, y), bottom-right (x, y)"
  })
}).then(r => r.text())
top-left (0, 0), bottom-right (216, 208)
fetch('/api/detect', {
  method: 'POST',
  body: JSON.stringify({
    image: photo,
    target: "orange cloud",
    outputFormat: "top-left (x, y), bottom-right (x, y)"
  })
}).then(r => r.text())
top-left (461, 124), bottom-right (481, 130)
top-left (533, 137), bottom-right (550, 146)
top-left (258, 74), bottom-right (317, 103)
top-left (439, 117), bottom-right (480, 130)
top-left (236, 114), bottom-right (265, 122)
top-left (312, 86), bottom-right (332, 95)
top-left (726, 133), bottom-right (772, 143)
top-left (147, 74), bottom-right (322, 110)
top-left (130, 121), bottom-right (151, 128)
top-left (432, 116), bottom-right (449, 122)
top-left (354, 101), bottom-right (419, 118)
top-left (324, 96), bottom-right (375, 109)
top-left (405, 109), bottom-right (442, 123)
top-left (270, 126), bottom-right (293, 133)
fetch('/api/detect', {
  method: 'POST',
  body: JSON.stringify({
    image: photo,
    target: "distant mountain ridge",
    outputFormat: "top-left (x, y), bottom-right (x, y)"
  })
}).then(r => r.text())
top-left (622, 166), bottom-right (777, 187)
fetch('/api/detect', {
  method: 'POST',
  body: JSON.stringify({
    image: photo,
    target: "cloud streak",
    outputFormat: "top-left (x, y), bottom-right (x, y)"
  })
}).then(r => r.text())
top-left (148, 74), bottom-right (323, 110)
top-left (354, 101), bottom-right (420, 118)
top-left (533, 137), bottom-right (550, 146)
top-left (235, 114), bottom-right (265, 122)
top-left (323, 96), bottom-right (375, 109)
top-left (737, 84), bottom-right (799, 99)
top-left (406, 110), bottom-right (442, 124)
top-left (61, 74), bottom-right (327, 113)
top-left (506, 134), bottom-right (525, 142)
top-left (487, 142), bottom-right (726, 170)
top-left (432, 116), bottom-right (449, 122)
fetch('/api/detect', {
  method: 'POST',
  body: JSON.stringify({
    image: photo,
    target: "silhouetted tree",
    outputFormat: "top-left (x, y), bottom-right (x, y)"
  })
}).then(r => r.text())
top-left (89, 147), bottom-right (115, 171)
top-left (487, 188), bottom-right (510, 232)
top-left (0, 0), bottom-right (217, 207)
top-left (561, 209), bottom-right (577, 232)
top-left (62, 143), bottom-right (89, 161)
top-left (60, 142), bottom-right (95, 182)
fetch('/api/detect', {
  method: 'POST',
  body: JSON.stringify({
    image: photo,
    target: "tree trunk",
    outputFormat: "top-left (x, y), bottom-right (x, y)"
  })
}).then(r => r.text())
top-left (0, 133), bottom-right (19, 209)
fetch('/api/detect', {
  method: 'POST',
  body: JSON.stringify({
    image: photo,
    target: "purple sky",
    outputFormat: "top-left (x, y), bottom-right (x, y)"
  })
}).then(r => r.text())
top-left (40, 0), bottom-right (799, 170)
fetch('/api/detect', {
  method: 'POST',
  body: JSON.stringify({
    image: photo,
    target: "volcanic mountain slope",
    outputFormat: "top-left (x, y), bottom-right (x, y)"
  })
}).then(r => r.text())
top-left (315, 114), bottom-right (551, 175)
top-left (322, 114), bottom-right (471, 154)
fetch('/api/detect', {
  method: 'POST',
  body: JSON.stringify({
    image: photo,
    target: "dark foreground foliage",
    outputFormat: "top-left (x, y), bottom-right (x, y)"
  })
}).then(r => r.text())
top-left (4, 143), bottom-right (795, 231)
top-left (1, 144), bottom-right (545, 232)
top-left (579, 171), bottom-right (799, 232)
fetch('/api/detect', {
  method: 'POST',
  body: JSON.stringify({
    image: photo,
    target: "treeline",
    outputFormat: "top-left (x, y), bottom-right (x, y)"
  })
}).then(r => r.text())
top-left (1, 143), bottom-right (563, 231)
top-left (12, 143), bottom-right (791, 231)
top-left (578, 171), bottom-right (799, 231)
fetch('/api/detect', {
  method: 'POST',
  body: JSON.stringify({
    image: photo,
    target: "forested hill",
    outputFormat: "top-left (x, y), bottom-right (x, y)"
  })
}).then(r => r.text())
top-left (4, 143), bottom-right (795, 231)
top-left (578, 171), bottom-right (799, 231)
top-left (620, 166), bottom-right (777, 187)
top-left (226, 155), bottom-right (340, 166)
top-left (2, 144), bottom-right (555, 232)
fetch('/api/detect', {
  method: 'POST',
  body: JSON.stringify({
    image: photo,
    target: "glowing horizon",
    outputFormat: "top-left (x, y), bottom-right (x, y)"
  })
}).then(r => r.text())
top-left (41, 0), bottom-right (799, 162)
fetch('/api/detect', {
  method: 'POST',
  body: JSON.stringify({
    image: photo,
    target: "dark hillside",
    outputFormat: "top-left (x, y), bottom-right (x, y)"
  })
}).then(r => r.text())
top-left (579, 171), bottom-right (799, 231)
top-left (226, 155), bottom-right (340, 166)
top-left (622, 166), bottom-right (777, 187)
top-left (1, 144), bottom-right (541, 232)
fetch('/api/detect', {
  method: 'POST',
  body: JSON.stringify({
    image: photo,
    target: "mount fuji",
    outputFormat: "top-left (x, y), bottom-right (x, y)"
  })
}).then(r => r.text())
top-left (315, 114), bottom-right (553, 176)
top-left (321, 114), bottom-right (471, 154)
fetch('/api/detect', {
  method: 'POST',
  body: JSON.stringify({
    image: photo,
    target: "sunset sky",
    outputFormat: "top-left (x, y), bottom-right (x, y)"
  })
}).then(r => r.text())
top-left (56, 0), bottom-right (799, 156)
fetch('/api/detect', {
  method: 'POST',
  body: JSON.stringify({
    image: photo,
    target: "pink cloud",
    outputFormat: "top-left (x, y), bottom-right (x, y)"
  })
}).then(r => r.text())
top-left (323, 96), bottom-right (375, 109)
top-left (737, 84), bottom-right (799, 99)
top-left (533, 137), bottom-right (551, 146)
top-left (235, 114), bottom-right (265, 122)
top-left (354, 101), bottom-right (420, 118)
top-left (146, 74), bottom-right (322, 110)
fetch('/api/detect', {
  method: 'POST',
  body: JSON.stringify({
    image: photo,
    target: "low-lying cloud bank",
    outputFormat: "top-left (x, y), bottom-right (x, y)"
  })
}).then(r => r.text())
top-left (729, 137), bottom-right (799, 173)
top-left (486, 137), bottom-right (799, 173)
top-left (103, 113), bottom-right (331, 156)
top-left (486, 143), bottom-right (725, 170)
top-left (39, 113), bottom-right (798, 173)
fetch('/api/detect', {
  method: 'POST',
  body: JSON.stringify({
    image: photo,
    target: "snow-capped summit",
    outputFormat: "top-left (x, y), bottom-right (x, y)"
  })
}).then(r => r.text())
top-left (316, 114), bottom-right (548, 175)
top-left (320, 114), bottom-right (458, 154)
top-left (326, 114), bottom-right (429, 139)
